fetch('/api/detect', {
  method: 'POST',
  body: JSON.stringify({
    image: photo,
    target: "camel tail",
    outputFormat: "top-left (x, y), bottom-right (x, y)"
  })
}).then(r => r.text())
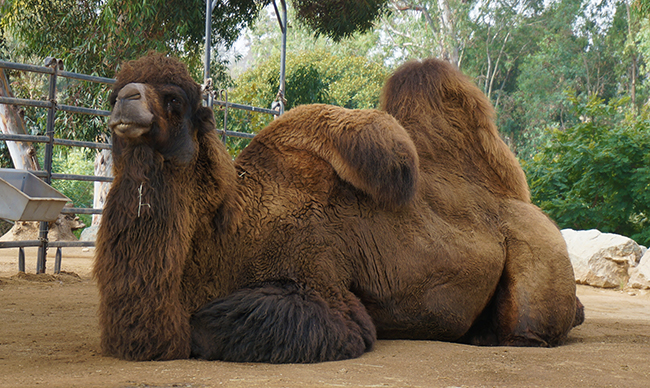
top-left (190, 281), bottom-right (376, 363)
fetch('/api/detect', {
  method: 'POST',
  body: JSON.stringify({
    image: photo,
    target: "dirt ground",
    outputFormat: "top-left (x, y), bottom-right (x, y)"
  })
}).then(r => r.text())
top-left (0, 247), bottom-right (649, 388)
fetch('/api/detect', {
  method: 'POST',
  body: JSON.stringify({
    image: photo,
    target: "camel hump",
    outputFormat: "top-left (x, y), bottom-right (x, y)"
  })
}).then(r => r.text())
top-left (257, 104), bottom-right (419, 210)
top-left (381, 58), bottom-right (530, 202)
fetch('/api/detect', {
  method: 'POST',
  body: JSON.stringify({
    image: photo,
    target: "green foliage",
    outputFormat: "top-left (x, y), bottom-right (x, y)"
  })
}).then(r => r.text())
top-left (50, 147), bottom-right (95, 228)
top-left (522, 93), bottom-right (650, 245)
top-left (453, 0), bottom-right (643, 155)
top-left (514, 1), bottom-right (629, 128)
top-left (244, 3), bottom-right (387, 69)
top-left (635, 0), bottom-right (650, 17)
top-left (50, 147), bottom-right (94, 207)
top-left (292, 0), bottom-right (390, 41)
top-left (223, 49), bottom-right (388, 155)
top-left (1, 0), bottom-right (262, 77)
top-left (0, 0), bottom-right (263, 168)
top-left (0, 219), bottom-right (12, 236)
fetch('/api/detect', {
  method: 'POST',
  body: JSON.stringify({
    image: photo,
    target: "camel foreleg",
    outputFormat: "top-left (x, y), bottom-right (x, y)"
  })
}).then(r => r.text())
top-left (189, 281), bottom-right (376, 363)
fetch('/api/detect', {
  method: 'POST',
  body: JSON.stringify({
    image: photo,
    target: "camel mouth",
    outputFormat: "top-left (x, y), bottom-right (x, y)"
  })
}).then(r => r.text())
top-left (111, 121), bottom-right (151, 138)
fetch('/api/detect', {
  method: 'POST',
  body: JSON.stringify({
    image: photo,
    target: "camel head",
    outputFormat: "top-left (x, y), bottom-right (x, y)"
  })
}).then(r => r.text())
top-left (107, 54), bottom-right (211, 165)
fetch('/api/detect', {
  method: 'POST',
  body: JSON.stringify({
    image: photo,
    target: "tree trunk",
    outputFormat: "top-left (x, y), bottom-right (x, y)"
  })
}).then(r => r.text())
top-left (0, 69), bottom-right (39, 170)
top-left (93, 148), bottom-right (112, 226)
top-left (437, 0), bottom-right (459, 67)
top-left (390, 1), bottom-right (462, 67)
top-left (626, 2), bottom-right (637, 114)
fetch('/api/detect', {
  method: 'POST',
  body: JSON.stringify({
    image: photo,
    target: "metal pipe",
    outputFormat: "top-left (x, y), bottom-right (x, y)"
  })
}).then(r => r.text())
top-left (37, 59), bottom-right (60, 273)
top-left (0, 60), bottom-right (115, 85)
top-left (204, 0), bottom-right (212, 87)
top-left (0, 96), bottom-right (52, 109)
top-left (18, 247), bottom-right (25, 272)
top-left (0, 133), bottom-right (50, 143)
top-left (52, 138), bottom-right (111, 150)
top-left (272, 0), bottom-right (287, 115)
top-left (222, 90), bottom-right (228, 143)
top-left (0, 133), bottom-right (111, 149)
top-left (0, 60), bottom-right (56, 75)
top-left (46, 241), bottom-right (96, 248)
top-left (51, 173), bottom-right (113, 182)
top-left (57, 104), bottom-right (111, 116)
top-left (36, 244), bottom-right (45, 273)
top-left (57, 70), bottom-right (114, 85)
top-left (0, 241), bottom-right (41, 248)
top-left (0, 96), bottom-right (110, 116)
top-left (54, 247), bottom-right (62, 274)
top-left (0, 240), bottom-right (96, 248)
top-left (211, 99), bottom-right (279, 116)
top-left (215, 129), bottom-right (256, 139)
top-left (60, 207), bottom-right (103, 215)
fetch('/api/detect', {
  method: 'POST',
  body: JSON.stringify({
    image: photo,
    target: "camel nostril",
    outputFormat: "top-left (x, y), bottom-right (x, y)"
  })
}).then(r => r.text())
top-left (122, 92), bottom-right (141, 101)
top-left (118, 83), bottom-right (147, 102)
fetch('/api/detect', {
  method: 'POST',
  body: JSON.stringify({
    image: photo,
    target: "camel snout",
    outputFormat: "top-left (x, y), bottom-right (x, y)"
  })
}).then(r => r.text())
top-left (109, 83), bottom-right (154, 139)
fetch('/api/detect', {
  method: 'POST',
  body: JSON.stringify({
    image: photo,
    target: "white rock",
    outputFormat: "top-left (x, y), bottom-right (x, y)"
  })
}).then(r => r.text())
top-left (561, 229), bottom-right (643, 288)
top-left (628, 250), bottom-right (650, 289)
top-left (80, 225), bottom-right (99, 242)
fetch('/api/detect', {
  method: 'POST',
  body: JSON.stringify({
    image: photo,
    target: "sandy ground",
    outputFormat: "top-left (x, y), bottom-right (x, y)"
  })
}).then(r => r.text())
top-left (0, 247), bottom-right (649, 388)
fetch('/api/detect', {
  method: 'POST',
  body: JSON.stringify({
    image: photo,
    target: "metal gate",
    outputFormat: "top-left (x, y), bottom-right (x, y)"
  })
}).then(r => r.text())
top-left (0, 56), bottom-right (283, 273)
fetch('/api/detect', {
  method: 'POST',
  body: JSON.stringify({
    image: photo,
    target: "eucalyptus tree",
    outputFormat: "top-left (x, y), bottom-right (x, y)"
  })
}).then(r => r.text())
top-left (0, 0), bottom-right (392, 165)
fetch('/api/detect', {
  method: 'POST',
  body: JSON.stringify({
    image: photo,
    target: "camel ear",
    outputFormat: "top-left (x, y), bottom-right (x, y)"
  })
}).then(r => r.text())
top-left (327, 110), bottom-right (419, 210)
top-left (194, 106), bottom-right (216, 134)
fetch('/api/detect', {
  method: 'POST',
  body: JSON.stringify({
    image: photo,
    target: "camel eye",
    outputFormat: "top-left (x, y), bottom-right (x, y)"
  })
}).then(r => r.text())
top-left (166, 96), bottom-right (182, 113)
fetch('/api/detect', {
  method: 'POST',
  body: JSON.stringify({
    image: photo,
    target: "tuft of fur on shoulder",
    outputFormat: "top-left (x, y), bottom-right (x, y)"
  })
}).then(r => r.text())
top-left (190, 281), bottom-right (376, 363)
top-left (381, 58), bottom-right (530, 202)
top-left (194, 106), bottom-right (243, 236)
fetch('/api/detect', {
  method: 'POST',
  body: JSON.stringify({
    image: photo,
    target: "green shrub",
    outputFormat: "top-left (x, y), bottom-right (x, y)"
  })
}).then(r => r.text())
top-left (221, 49), bottom-right (388, 157)
top-left (522, 93), bottom-right (650, 246)
top-left (51, 147), bottom-right (94, 231)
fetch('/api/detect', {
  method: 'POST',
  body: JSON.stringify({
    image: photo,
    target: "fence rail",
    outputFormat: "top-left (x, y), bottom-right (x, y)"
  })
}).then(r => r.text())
top-left (0, 58), bottom-right (277, 273)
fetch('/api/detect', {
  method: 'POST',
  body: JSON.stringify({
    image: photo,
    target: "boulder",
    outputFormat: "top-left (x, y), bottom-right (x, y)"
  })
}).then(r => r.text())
top-left (79, 225), bottom-right (98, 242)
top-left (561, 229), bottom-right (643, 288)
top-left (628, 250), bottom-right (650, 289)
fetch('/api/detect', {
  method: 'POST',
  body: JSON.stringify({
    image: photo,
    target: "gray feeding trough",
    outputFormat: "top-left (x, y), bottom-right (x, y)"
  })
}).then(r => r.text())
top-left (0, 169), bottom-right (70, 221)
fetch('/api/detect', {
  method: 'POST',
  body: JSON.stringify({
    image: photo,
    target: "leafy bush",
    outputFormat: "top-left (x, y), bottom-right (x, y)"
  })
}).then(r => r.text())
top-left (522, 93), bottom-right (650, 246)
top-left (51, 147), bottom-right (94, 230)
top-left (220, 49), bottom-right (388, 156)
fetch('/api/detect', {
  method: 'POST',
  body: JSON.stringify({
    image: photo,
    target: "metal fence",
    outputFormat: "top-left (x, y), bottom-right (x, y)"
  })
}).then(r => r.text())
top-left (0, 58), bottom-right (279, 274)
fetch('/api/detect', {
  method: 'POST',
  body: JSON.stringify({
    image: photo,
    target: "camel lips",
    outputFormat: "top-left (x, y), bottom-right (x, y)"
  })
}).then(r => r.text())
top-left (112, 122), bottom-right (150, 138)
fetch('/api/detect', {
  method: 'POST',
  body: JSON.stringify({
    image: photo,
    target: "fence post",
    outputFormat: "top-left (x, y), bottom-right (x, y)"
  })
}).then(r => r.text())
top-left (18, 247), bottom-right (25, 272)
top-left (36, 58), bottom-right (60, 274)
top-left (272, 0), bottom-right (287, 115)
top-left (54, 247), bottom-right (62, 274)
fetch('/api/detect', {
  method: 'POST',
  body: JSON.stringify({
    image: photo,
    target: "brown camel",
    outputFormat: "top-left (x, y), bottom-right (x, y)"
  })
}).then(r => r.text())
top-left (94, 54), bottom-right (582, 363)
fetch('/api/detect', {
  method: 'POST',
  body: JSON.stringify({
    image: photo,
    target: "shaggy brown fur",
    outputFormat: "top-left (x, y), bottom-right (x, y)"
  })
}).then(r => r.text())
top-left (379, 58), bottom-right (580, 345)
top-left (95, 54), bottom-right (581, 362)
top-left (94, 55), bottom-right (241, 360)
